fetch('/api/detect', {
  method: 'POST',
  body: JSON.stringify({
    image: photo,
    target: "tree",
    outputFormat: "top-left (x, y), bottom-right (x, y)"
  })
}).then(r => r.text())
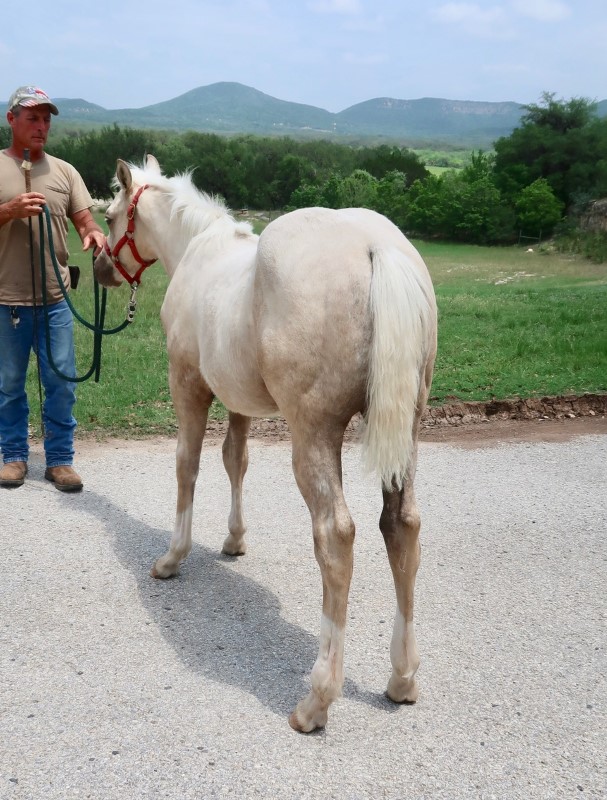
top-left (493, 93), bottom-right (607, 210)
top-left (461, 150), bottom-right (494, 183)
top-left (338, 170), bottom-right (378, 209)
top-left (318, 173), bottom-right (344, 208)
top-left (269, 154), bottom-right (316, 209)
top-left (0, 126), bottom-right (11, 150)
top-left (287, 183), bottom-right (323, 209)
top-left (357, 145), bottom-right (428, 186)
top-left (404, 175), bottom-right (445, 238)
top-left (48, 125), bottom-right (156, 198)
top-left (515, 178), bottom-right (564, 236)
top-left (374, 171), bottom-right (409, 228)
top-left (521, 91), bottom-right (596, 133)
top-left (404, 171), bottom-right (515, 243)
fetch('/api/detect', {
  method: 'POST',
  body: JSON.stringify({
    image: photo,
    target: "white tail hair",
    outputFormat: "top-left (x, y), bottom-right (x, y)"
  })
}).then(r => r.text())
top-left (361, 246), bottom-right (434, 490)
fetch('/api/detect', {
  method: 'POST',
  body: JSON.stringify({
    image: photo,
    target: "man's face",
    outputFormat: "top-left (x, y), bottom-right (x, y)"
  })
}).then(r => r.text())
top-left (8, 105), bottom-right (52, 154)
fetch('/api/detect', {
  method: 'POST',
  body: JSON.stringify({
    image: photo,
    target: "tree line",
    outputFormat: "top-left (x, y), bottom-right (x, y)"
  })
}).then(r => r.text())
top-left (2, 92), bottom-right (605, 254)
top-left (289, 94), bottom-right (607, 250)
top-left (41, 126), bottom-right (429, 211)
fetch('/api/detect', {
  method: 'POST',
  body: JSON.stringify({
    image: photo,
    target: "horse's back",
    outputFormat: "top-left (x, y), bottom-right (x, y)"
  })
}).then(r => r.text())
top-left (257, 207), bottom-right (428, 295)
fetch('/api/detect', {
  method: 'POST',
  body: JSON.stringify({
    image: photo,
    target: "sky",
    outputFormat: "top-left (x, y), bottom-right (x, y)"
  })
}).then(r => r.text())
top-left (1, 0), bottom-right (605, 113)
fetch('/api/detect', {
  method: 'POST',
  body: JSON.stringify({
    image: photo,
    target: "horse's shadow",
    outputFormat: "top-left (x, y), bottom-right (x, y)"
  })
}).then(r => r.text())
top-left (74, 488), bottom-right (394, 723)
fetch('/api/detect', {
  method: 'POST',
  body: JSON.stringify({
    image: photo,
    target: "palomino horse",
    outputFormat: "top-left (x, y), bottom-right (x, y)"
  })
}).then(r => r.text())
top-left (94, 155), bottom-right (437, 732)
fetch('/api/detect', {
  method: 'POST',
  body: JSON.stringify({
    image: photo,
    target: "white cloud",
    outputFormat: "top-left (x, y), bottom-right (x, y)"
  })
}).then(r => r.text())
top-left (510, 0), bottom-right (571, 22)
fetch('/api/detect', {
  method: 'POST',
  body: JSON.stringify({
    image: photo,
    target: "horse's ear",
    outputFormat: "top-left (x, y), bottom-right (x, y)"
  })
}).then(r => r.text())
top-left (116, 159), bottom-right (132, 192)
top-left (146, 154), bottom-right (162, 174)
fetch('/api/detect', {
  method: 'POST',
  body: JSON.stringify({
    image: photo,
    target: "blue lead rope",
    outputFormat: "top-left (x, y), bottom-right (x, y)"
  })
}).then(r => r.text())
top-left (36, 205), bottom-right (134, 383)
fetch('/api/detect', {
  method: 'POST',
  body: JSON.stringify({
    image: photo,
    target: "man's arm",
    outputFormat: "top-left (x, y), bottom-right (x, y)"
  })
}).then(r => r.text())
top-left (71, 208), bottom-right (106, 256)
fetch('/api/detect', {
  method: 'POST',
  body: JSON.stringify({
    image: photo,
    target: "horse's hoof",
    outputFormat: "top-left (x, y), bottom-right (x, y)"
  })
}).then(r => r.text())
top-left (221, 535), bottom-right (247, 556)
top-left (386, 675), bottom-right (419, 704)
top-left (288, 696), bottom-right (328, 733)
top-left (150, 558), bottom-right (179, 579)
top-left (288, 710), bottom-right (326, 734)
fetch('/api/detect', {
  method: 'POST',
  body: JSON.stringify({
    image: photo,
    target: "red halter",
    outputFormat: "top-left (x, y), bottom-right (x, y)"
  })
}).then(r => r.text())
top-left (104, 184), bottom-right (157, 285)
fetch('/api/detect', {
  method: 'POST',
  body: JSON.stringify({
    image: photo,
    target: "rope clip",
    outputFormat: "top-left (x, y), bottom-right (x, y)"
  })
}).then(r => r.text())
top-left (127, 282), bottom-right (139, 323)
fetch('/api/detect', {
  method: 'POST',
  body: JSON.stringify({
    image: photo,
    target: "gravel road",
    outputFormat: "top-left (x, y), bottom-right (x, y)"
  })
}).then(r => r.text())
top-left (1, 421), bottom-right (606, 799)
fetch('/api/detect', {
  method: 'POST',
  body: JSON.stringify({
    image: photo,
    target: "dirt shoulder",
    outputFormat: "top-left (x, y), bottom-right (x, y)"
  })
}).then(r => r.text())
top-left (74, 394), bottom-right (607, 452)
top-left (200, 393), bottom-right (607, 448)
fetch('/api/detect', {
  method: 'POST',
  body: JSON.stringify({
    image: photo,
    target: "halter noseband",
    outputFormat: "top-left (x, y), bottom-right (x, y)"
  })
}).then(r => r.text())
top-left (104, 184), bottom-right (157, 285)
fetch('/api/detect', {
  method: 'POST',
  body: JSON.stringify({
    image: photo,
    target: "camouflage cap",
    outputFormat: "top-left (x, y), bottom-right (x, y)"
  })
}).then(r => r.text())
top-left (8, 85), bottom-right (59, 115)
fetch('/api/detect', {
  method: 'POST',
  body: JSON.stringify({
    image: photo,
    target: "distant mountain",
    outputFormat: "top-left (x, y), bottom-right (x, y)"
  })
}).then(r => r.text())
top-left (9, 82), bottom-right (607, 148)
top-left (136, 83), bottom-right (336, 133)
top-left (336, 97), bottom-right (526, 145)
top-left (52, 98), bottom-right (107, 115)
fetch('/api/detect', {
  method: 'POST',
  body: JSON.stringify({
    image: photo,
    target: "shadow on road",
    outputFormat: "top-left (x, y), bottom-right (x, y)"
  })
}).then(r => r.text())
top-left (70, 488), bottom-right (388, 722)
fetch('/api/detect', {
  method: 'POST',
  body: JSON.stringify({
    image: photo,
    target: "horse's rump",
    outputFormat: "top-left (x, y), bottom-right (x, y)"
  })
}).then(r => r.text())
top-left (254, 208), bottom-right (378, 421)
top-left (254, 207), bottom-right (436, 481)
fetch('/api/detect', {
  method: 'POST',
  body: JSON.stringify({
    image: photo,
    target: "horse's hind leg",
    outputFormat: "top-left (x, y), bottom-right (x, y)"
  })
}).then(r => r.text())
top-left (381, 355), bottom-right (433, 702)
top-left (380, 479), bottom-right (422, 703)
top-left (221, 412), bottom-right (251, 556)
top-left (288, 425), bottom-right (355, 733)
top-left (152, 362), bottom-right (213, 578)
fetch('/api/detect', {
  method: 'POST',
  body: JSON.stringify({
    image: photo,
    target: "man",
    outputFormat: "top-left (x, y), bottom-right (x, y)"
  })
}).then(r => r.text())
top-left (0, 85), bottom-right (105, 491)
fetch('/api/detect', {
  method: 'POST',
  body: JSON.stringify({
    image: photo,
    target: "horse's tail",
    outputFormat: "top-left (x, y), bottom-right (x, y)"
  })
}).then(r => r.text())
top-left (361, 246), bottom-right (435, 490)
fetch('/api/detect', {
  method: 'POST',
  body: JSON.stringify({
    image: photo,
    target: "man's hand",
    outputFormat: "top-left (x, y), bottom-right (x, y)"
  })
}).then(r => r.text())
top-left (82, 229), bottom-right (106, 258)
top-left (6, 192), bottom-right (46, 219)
top-left (71, 208), bottom-right (106, 257)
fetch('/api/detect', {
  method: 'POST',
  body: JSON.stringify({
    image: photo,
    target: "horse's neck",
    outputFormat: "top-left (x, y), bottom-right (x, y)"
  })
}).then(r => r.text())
top-left (145, 202), bottom-right (192, 278)
top-left (155, 227), bottom-right (190, 279)
top-left (149, 198), bottom-right (237, 279)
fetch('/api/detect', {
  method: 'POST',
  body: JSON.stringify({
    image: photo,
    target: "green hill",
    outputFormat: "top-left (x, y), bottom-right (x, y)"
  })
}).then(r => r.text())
top-left (7, 82), bottom-right (607, 148)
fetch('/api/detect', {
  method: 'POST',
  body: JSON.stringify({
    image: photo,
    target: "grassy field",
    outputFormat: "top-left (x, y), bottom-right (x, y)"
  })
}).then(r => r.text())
top-left (421, 241), bottom-right (606, 403)
top-left (25, 218), bottom-right (606, 437)
top-left (426, 165), bottom-right (460, 175)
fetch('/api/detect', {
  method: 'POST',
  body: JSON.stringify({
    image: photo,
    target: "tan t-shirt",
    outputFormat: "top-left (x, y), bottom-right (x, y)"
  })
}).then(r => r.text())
top-left (0, 150), bottom-right (93, 304)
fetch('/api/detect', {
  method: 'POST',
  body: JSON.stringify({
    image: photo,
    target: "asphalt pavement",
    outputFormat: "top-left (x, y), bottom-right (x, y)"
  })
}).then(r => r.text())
top-left (1, 428), bottom-right (605, 799)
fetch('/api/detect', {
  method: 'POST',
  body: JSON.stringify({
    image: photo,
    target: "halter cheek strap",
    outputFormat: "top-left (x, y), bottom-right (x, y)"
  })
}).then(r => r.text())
top-left (104, 184), bottom-right (157, 285)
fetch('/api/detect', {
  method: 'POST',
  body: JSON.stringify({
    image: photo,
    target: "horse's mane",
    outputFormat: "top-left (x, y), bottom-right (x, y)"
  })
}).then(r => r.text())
top-left (117, 160), bottom-right (253, 240)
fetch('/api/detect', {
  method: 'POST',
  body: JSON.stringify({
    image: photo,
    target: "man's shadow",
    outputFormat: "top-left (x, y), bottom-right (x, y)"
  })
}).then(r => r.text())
top-left (71, 485), bottom-right (395, 724)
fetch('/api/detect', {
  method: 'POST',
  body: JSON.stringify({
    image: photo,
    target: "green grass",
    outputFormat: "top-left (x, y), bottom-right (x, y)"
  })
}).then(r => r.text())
top-left (426, 165), bottom-right (460, 176)
top-left (412, 148), bottom-right (474, 170)
top-left (25, 220), bottom-right (606, 437)
top-left (414, 240), bottom-right (606, 403)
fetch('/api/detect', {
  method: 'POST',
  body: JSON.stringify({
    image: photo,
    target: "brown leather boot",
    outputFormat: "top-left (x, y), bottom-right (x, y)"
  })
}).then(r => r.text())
top-left (0, 461), bottom-right (28, 488)
top-left (44, 465), bottom-right (83, 492)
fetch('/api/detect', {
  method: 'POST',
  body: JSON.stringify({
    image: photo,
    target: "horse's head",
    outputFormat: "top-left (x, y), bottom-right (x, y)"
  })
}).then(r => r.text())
top-left (93, 155), bottom-right (161, 287)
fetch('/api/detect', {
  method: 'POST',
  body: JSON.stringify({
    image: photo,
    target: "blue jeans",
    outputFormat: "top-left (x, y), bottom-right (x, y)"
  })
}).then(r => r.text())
top-left (0, 300), bottom-right (77, 467)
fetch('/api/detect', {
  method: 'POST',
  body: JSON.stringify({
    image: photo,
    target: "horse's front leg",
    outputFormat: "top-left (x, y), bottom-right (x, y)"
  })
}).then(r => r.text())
top-left (221, 412), bottom-right (252, 556)
top-left (152, 363), bottom-right (213, 579)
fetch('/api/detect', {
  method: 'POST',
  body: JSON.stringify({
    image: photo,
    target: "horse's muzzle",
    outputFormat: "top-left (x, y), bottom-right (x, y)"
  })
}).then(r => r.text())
top-left (93, 250), bottom-right (123, 287)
